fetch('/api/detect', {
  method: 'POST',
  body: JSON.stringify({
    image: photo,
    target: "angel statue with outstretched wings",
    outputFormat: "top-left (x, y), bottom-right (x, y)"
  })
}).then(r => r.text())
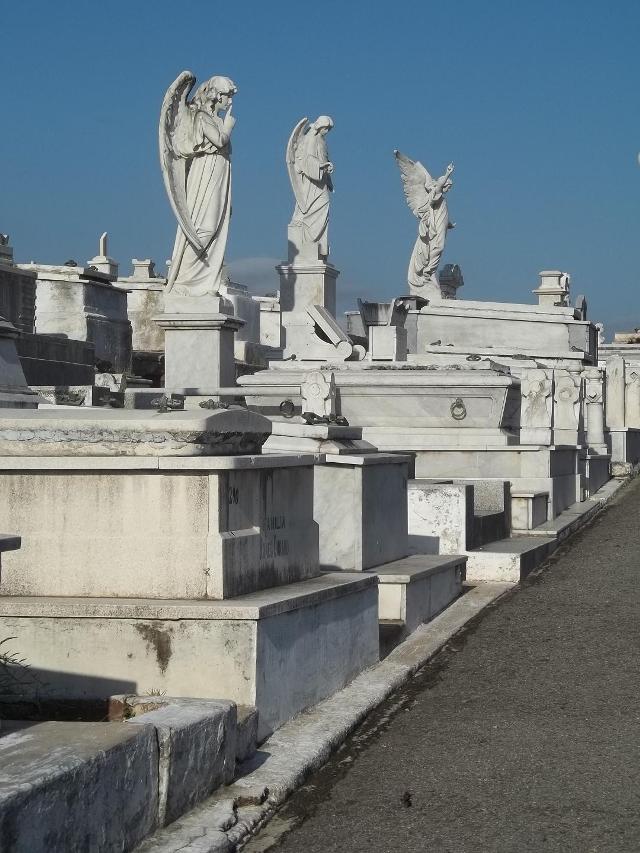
top-left (160, 71), bottom-right (237, 297)
top-left (286, 116), bottom-right (334, 263)
top-left (394, 150), bottom-right (455, 298)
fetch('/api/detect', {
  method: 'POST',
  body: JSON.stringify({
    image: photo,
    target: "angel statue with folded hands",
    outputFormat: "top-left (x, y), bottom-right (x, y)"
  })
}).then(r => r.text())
top-left (159, 71), bottom-right (237, 298)
top-left (394, 150), bottom-right (455, 298)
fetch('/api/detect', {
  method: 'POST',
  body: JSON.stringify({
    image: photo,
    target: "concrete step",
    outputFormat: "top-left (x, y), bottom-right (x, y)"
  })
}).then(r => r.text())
top-left (465, 535), bottom-right (557, 584)
top-left (373, 554), bottom-right (466, 635)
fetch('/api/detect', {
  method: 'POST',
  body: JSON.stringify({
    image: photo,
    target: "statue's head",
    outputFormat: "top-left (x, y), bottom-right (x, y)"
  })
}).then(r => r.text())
top-left (194, 76), bottom-right (238, 113)
top-left (313, 115), bottom-right (334, 136)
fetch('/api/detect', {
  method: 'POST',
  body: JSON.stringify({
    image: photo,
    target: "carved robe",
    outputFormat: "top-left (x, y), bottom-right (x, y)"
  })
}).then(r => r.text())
top-left (168, 109), bottom-right (232, 295)
top-left (290, 131), bottom-right (332, 258)
top-left (408, 191), bottom-right (450, 291)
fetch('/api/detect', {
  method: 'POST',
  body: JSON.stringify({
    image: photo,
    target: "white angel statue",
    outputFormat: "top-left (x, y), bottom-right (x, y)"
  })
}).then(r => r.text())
top-left (394, 150), bottom-right (455, 298)
top-left (286, 116), bottom-right (334, 263)
top-left (160, 71), bottom-right (237, 297)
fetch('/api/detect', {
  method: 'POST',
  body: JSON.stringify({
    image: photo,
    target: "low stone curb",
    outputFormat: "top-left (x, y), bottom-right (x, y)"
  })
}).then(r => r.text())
top-left (135, 582), bottom-right (512, 853)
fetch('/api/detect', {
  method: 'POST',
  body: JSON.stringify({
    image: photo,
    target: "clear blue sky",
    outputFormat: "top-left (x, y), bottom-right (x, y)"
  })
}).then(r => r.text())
top-left (1, 0), bottom-right (639, 336)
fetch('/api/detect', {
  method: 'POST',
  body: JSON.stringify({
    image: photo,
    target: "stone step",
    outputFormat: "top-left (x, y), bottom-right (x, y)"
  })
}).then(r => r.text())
top-left (472, 509), bottom-right (508, 548)
top-left (0, 720), bottom-right (159, 851)
top-left (374, 554), bottom-right (466, 635)
top-left (465, 535), bottom-right (557, 584)
top-left (466, 478), bottom-right (624, 584)
top-left (511, 490), bottom-right (549, 533)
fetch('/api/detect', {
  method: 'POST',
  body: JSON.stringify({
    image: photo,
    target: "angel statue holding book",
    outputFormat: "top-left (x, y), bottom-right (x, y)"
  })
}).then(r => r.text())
top-left (159, 71), bottom-right (237, 297)
top-left (394, 150), bottom-right (455, 298)
top-left (286, 116), bottom-right (334, 263)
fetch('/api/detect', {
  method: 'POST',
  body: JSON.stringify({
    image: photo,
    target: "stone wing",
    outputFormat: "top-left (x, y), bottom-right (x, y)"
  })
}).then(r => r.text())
top-left (394, 150), bottom-right (432, 216)
top-left (159, 70), bottom-right (205, 255)
top-left (286, 116), bottom-right (309, 212)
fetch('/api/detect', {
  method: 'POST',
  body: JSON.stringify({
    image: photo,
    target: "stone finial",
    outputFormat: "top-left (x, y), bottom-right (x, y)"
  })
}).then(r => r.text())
top-left (87, 231), bottom-right (118, 280)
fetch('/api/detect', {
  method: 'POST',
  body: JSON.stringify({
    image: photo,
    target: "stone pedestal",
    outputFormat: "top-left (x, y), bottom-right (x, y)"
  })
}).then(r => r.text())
top-left (532, 270), bottom-right (570, 307)
top-left (118, 259), bottom-right (166, 353)
top-left (262, 420), bottom-right (407, 571)
top-left (278, 262), bottom-right (352, 360)
top-left (155, 305), bottom-right (243, 395)
top-left (368, 326), bottom-right (408, 361)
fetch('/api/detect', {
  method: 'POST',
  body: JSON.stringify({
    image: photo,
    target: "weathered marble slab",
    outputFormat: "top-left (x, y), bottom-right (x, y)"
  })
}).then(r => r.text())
top-left (0, 573), bottom-right (379, 739)
top-left (241, 365), bottom-right (520, 432)
top-left (0, 452), bottom-right (319, 599)
top-left (0, 406), bottom-right (271, 456)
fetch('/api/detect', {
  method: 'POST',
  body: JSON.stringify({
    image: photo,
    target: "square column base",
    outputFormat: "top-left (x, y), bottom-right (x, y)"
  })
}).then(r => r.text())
top-left (154, 313), bottom-right (243, 395)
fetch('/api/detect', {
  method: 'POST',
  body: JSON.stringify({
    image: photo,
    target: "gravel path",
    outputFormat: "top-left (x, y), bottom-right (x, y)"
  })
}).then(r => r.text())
top-left (245, 477), bottom-right (640, 852)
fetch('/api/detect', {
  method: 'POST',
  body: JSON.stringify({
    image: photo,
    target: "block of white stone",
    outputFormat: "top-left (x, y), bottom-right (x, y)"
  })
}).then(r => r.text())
top-left (156, 312), bottom-right (244, 394)
top-left (0, 406), bottom-right (271, 457)
top-left (313, 453), bottom-right (408, 571)
top-left (0, 720), bottom-right (158, 851)
top-left (376, 555), bottom-right (466, 633)
top-left (608, 428), bottom-right (640, 475)
top-left (314, 454), bottom-right (408, 570)
top-left (124, 697), bottom-right (236, 826)
top-left (369, 326), bottom-right (408, 361)
top-left (0, 572), bottom-right (379, 739)
top-left (263, 420), bottom-right (377, 456)
top-left (240, 366), bottom-right (520, 432)
top-left (510, 491), bottom-right (549, 531)
top-left (407, 481), bottom-right (474, 554)
top-left (0, 452), bottom-right (319, 599)
top-left (413, 298), bottom-right (595, 362)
